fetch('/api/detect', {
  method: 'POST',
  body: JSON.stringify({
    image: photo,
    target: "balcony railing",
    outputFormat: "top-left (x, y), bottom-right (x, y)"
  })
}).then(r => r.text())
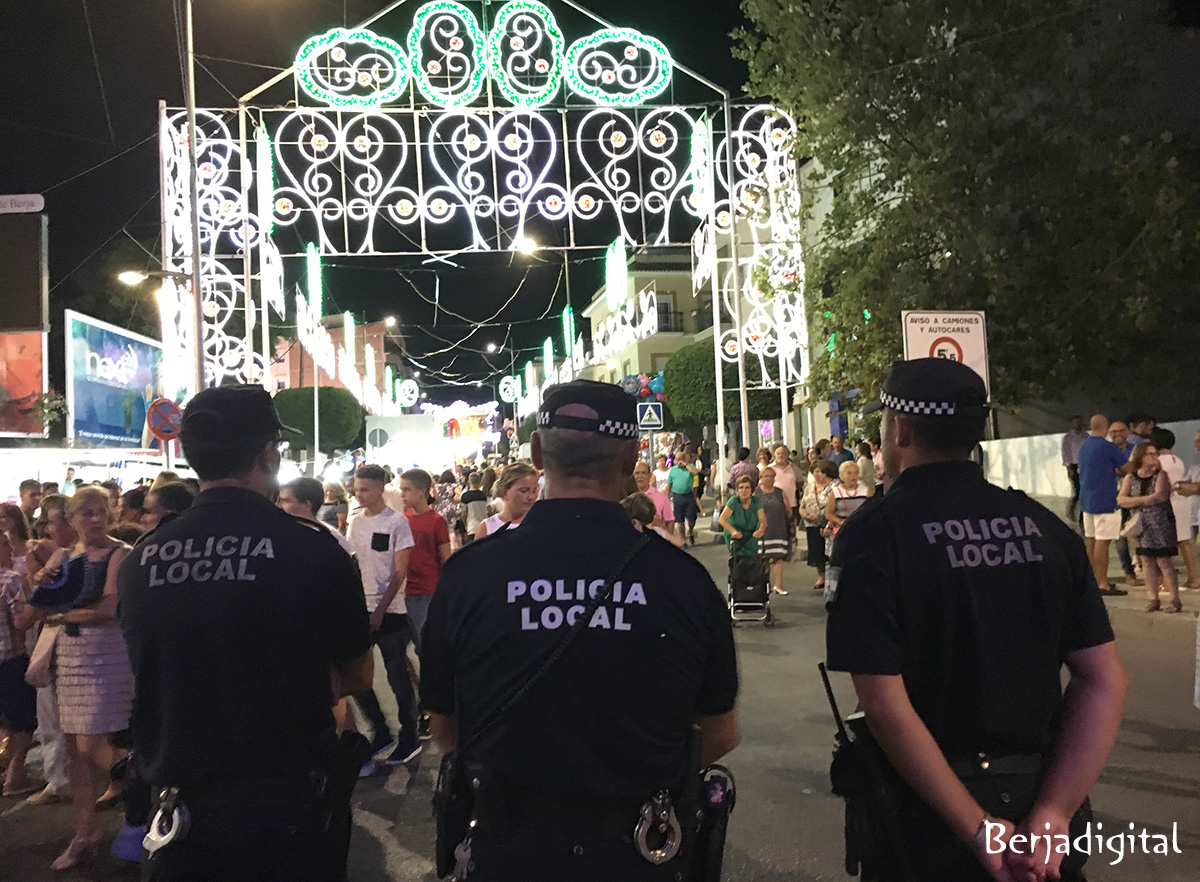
top-left (656, 309), bottom-right (686, 332)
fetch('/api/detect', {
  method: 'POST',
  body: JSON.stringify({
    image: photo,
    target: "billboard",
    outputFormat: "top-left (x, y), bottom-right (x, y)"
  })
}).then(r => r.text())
top-left (65, 310), bottom-right (165, 448)
top-left (0, 331), bottom-right (47, 437)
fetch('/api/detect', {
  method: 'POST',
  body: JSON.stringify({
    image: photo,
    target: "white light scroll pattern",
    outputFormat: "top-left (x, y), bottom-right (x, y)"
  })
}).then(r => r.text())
top-left (408, 0), bottom-right (486, 108)
top-left (160, 110), bottom-right (268, 386)
top-left (714, 105), bottom-right (797, 239)
top-left (488, 1), bottom-right (565, 108)
top-left (565, 28), bottom-right (672, 106)
top-left (181, 103), bottom-right (799, 256)
top-left (571, 108), bottom-right (703, 246)
top-left (494, 112), bottom-right (570, 248)
top-left (715, 247), bottom-right (808, 388)
top-left (295, 29), bottom-right (410, 108)
top-left (271, 111), bottom-right (418, 254)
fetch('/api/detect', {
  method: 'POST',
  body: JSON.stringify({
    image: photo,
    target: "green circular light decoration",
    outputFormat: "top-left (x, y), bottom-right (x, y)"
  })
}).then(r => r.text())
top-left (408, 1), bottom-right (487, 108)
top-left (565, 28), bottom-right (672, 107)
top-left (488, 1), bottom-right (565, 108)
top-left (498, 375), bottom-right (520, 403)
top-left (397, 378), bottom-right (421, 407)
top-left (295, 28), bottom-right (410, 108)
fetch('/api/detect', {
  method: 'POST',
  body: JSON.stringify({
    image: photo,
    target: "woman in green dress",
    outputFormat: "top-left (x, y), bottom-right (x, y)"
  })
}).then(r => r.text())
top-left (718, 475), bottom-right (766, 554)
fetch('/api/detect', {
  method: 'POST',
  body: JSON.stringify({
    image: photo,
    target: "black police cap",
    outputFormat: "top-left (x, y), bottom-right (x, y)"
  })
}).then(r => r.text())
top-left (180, 384), bottom-right (301, 446)
top-left (538, 379), bottom-right (638, 439)
top-left (862, 358), bottom-right (989, 418)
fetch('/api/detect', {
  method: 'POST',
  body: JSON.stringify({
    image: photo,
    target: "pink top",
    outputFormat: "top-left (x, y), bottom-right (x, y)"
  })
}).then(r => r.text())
top-left (645, 486), bottom-right (674, 525)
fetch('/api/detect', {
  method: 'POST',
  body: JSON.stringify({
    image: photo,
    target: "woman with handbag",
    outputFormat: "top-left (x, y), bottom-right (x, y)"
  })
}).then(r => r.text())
top-left (1117, 443), bottom-right (1181, 613)
top-left (29, 487), bottom-right (133, 870)
top-left (802, 460), bottom-right (840, 591)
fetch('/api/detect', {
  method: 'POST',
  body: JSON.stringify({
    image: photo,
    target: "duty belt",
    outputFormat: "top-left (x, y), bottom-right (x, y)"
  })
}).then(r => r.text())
top-left (948, 753), bottom-right (1042, 779)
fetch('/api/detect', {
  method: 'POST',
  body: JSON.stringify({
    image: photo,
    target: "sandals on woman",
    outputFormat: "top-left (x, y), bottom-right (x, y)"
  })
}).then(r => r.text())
top-left (1145, 599), bottom-right (1160, 613)
top-left (1165, 599), bottom-right (1183, 614)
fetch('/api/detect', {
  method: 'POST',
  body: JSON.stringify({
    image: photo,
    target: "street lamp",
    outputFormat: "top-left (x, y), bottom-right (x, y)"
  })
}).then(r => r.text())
top-left (486, 342), bottom-right (497, 353)
top-left (118, 268), bottom-right (201, 393)
top-left (385, 315), bottom-right (397, 328)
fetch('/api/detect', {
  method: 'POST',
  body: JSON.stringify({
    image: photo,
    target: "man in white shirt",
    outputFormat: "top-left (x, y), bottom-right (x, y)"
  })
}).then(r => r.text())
top-left (346, 464), bottom-right (422, 766)
top-left (653, 454), bottom-right (672, 494)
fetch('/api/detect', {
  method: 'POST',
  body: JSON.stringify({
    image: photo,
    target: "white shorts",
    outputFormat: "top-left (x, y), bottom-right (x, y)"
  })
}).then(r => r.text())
top-left (1083, 511), bottom-right (1120, 541)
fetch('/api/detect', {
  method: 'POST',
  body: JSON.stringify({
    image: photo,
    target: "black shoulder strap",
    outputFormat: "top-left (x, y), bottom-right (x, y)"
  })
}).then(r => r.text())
top-left (458, 532), bottom-right (651, 754)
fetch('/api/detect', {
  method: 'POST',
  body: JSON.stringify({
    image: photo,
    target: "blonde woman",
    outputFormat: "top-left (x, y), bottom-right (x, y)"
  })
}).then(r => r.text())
top-left (476, 463), bottom-right (540, 538)
top-left (32, 487), bottom-right (132, 869)
top-left (825, 460), bottom-right (872, 556)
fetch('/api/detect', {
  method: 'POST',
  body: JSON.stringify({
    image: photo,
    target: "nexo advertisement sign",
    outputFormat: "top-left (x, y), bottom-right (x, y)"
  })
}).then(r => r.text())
top-left (65, 310), bottom-right (165, 447)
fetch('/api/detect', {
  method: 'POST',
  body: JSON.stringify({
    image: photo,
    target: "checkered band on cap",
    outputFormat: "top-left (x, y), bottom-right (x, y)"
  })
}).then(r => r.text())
top-left (538, 409), bottom-right (638, 438)
top-left (880, 390), bottom-right (957, 416)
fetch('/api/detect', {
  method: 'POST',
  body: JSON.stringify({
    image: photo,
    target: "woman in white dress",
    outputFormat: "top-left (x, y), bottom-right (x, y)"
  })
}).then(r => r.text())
top-left (32, 487), bottom-right (132, 870)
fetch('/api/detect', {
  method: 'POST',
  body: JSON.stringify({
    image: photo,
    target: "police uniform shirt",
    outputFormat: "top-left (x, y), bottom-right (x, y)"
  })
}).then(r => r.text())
top-left (421, 498), bottom-right (738, 802)
top-left (825, 461), bottom-right (1114, 759)
top-left (117, 487), bottom-right (371, 787)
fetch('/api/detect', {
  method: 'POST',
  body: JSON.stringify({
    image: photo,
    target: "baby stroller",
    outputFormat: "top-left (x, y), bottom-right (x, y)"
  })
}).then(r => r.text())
top-left (728, 538), bottom-right (774, 626)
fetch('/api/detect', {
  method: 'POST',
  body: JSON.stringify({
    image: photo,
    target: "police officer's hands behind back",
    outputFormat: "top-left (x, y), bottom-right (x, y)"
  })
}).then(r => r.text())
top-left (1006, 806), bottom-right (1073, 882)
top-left (970, 816), bottom-right (1029, 882)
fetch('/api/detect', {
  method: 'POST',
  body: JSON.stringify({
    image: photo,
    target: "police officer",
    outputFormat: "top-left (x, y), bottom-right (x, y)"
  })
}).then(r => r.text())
top-left (825, 359), bottom-right (1128, 882)
top-left (117, 385), bottom-right (374, 881)
top-left (421, 380), bottom-right (740, 881)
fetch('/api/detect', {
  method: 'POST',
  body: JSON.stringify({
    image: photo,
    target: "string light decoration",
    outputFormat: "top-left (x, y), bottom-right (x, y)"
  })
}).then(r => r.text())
top-left (408, 0), bottom-right (487, 108)
top-left (295, 28), bottom-right (410, 108)
top-left (488, 1), bottom-right (565, 107)
top-left (565, 28), bottom-right (672, 106)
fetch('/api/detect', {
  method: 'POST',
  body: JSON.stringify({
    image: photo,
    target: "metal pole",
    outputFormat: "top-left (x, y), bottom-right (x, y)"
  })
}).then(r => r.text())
top-left (705, 113), bottom-right (727, 497)
top-left (313, 353), bottom-right (321, 477)
top-left (238, 103), bottom-right (255, 381)
top-left (723, 97), bottom-right (750, 449)
top-left (185, 0), bottom-right (205, 395)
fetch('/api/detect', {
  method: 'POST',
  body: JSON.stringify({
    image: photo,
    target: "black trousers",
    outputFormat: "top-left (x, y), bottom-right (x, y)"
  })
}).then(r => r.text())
top-left (142, 785), bottom-right (348, 882)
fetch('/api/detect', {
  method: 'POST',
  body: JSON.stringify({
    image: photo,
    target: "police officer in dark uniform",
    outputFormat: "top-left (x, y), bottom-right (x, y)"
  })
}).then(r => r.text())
top-left (825, 359), bottom-right (1127, 882)
top-left (117, 385), bottom-right (374, 881)
top-left (421, 380), bottom-right (740, 881)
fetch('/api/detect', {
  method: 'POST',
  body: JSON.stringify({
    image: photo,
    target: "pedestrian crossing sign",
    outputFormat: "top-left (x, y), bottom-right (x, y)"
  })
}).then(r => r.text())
top-left (637, 402), bottom-right (664, 431)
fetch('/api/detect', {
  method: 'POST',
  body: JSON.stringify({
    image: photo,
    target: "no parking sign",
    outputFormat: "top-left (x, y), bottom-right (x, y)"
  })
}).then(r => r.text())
top-left (146, 397), bottom-right (183, 442)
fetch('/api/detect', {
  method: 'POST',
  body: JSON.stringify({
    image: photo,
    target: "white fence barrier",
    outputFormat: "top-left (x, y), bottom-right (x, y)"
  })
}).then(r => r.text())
top-left (981, 420), bottom-right (1200, 498)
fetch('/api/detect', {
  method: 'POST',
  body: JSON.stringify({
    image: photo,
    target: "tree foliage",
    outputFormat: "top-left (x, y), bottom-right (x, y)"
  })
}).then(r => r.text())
top-left (663, 340), bottom-right (783, 425)
top-left (272, 387), bottom-right (365, 454)
top-left (735, 1), bottom-right (1200, 407)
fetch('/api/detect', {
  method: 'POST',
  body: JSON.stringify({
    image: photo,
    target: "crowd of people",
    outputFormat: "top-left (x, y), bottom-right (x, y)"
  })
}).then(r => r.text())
top-left (1065, 413), bottom-right (1200, 613)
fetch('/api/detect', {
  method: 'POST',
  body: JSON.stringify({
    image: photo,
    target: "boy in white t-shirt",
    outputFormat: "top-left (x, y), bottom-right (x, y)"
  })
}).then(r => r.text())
top-left (346, 464), bottom-right (422, 766)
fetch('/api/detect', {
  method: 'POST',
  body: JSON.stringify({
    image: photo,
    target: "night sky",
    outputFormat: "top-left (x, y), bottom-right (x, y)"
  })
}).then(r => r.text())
top-left (0, 0), bottom-right (750, 404)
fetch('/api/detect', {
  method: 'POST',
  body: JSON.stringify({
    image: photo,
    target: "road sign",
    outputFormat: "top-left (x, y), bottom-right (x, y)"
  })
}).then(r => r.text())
top-left (637, 401), bottom-right (664, 431)
top-left (901, 310), bottom-right (990, 396)
top-left (0, 194), bottom-right (45, 214)
top-left (146, 397), bottom-right (183, 442)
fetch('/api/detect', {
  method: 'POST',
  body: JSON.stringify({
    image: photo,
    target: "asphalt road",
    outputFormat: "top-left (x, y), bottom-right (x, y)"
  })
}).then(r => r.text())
top-left (3, 523), bottom-right (1198, 881)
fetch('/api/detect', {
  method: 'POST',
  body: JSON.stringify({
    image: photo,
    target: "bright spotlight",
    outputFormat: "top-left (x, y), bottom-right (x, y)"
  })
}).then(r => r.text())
top-left (385, 316), bottom-right (397, 328)
top-left (515, 236), bottom-right (538, 254)
top-left (486, 343), bottom-right (497, 353)
top-left (118, 271), bottom-right (149, 286)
